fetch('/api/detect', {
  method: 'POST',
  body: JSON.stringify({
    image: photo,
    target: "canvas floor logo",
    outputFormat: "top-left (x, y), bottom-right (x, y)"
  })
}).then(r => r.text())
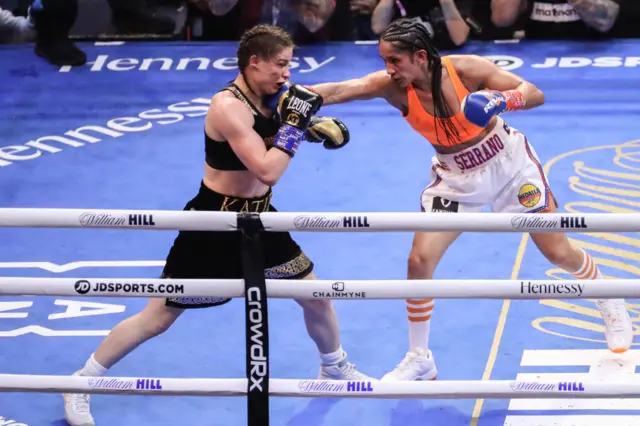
top-left (0, 97), bottom-right (210, 168)
top-left (0, 260), bottom-right (163, 338)
top-left (59, 54), bottom-right (336, 74)
top-left (486, 55), bottom-right (640, 71)
top-left (529, 139), bottom-right (640, 345)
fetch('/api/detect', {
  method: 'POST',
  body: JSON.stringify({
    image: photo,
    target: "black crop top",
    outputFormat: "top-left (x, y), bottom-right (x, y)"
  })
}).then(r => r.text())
top-left (205, 84), bottom-right (280, 171)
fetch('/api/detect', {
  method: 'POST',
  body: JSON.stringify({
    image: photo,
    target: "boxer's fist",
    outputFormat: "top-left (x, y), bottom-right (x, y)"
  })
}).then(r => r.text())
top-left (462, 89), bottom-right (525, 128)
top-left (278, 84), bottom-right (323, 130)
top-left (265, 82), bottom-right (292, 113)
top-left (272, 85), bottom-right (323, 157)
top-left (461, 91), bottom-right (507, 127)
top-left (306, 116), bottom-right (350, 150)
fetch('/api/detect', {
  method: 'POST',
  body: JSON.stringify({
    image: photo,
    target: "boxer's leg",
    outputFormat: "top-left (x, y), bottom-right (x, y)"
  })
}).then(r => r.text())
top-left (382, 183), bottom-right (484, 381)
top-left (529, 209), bottom-right (633, 353)
top-left (63, 186), bottom-right (236, 426)
top-left (493, 134), bottom-right (633, 353)
top-left (294, 272), bottom-right (371, 380)
top-left (88, 298), bottom-right (184, 370)
top-left (262, 209), bottom-right (372, 381)
top-left (295, 272), bottom-right (341, 355)
top-left (379, 230), bottom-right (460, 382)
top-left (63, 297), bottom-right (184, 426)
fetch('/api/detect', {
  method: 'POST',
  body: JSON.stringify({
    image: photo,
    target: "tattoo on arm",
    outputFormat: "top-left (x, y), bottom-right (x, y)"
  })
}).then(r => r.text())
top-left (567, 0), bottom-right (620, 32)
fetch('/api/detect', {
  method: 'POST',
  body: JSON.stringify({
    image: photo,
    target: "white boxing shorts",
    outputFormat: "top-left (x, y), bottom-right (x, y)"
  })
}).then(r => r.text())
top-left (421, 117), bottom-right (555, 214)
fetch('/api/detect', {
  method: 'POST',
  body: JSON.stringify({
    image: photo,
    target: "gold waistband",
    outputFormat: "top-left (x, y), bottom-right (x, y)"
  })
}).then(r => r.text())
top-left (219, 191), bottom-right (272, 213)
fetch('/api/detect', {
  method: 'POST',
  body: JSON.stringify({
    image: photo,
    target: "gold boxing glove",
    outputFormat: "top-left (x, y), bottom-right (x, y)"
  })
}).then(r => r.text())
top-left (305, 116), bottom-right (350, 150)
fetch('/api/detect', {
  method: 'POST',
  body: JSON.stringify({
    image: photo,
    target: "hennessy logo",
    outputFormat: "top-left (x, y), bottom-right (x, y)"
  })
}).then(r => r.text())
top-left (521, 281), bottom-right (584, 296)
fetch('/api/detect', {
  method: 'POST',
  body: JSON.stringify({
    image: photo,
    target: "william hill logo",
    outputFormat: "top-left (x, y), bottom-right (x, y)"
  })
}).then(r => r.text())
top-left (558, 381), bottom-right (584, 392)
top-left (347, 381), bottom-right (373, 392)
top-left (343, 216), bottom-right (369, 228)
top-left (136, 379), bottom-right (162, 390)
top-left (79, 213), bottom-right (156, 227)
top-left (560, 216), bottom-right (586, 229)
top-left (297, 380), bottom-right (374, 393)
top-left (128, 214), bottom-right (155, 226)
top-left (293, 215), bottom-right (370, 229)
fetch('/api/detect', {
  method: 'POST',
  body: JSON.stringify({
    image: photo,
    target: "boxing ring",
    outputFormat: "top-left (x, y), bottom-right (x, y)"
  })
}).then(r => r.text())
top-left (2, 36), bottom-right (640, 425)
top-left (0, 208), bottom-right (639, 426)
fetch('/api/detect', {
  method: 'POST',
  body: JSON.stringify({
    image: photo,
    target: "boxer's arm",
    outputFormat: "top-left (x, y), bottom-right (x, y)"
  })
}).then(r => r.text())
top-left (309, 70), bottom-right (392, 105)
top-left (209, 96), bottom-right (290, 187)
top-left (457, 55), bottom-right (544, 110)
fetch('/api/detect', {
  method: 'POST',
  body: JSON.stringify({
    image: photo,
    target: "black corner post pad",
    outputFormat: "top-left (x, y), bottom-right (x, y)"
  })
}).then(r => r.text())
top-left (238, 213), bottom-right (269, 426)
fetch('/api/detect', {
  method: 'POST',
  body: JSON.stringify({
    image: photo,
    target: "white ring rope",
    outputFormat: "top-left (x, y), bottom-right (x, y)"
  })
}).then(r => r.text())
top-left (0, 208), bottom-right (637, 232)
top-left (0, 277), bottom-right (638, 299)
top-left (0, 207), bottom-right (636, 404)
top-left (0, 374), bottom-right (636, 399)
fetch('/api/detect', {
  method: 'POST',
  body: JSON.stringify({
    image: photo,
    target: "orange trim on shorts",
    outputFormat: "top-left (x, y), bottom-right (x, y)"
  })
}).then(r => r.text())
top-left (523, 137), bottom-right (554, 213)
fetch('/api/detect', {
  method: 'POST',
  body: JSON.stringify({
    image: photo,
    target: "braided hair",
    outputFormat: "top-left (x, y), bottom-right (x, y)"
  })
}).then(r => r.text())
top-left (380, 18), bottom-right (460, 144)
top-left (237, 25), bottom-right (294, 72)
top-left (236, 25), bottom-right (294, 97)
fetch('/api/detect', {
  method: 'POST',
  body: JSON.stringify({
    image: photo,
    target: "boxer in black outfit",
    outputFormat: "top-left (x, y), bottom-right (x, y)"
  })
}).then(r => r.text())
top-left (63, 24), bottom-right (369, 426)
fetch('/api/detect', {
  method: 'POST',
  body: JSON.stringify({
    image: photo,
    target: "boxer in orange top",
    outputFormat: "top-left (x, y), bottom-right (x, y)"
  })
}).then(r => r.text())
top-left (271, 17), bottom-right (633, 381)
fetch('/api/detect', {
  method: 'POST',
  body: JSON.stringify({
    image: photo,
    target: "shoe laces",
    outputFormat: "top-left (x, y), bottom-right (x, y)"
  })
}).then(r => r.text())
top-left (394, 350), bottom-right (423, 372)
top-left (599, 300), bottom-right (628, 333)
top-left (70, 394), bottom-right (91, 413)
top-left (338, 362), bottom-right (368, 380)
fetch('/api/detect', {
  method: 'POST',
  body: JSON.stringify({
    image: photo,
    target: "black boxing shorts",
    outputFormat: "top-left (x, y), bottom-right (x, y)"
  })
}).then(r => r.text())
top-left (163, 181), bottom-right (314, 309)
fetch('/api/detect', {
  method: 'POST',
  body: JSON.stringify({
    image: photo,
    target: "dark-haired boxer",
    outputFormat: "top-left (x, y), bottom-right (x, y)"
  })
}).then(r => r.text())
top-left (63, 24), bottom-right (367, 426)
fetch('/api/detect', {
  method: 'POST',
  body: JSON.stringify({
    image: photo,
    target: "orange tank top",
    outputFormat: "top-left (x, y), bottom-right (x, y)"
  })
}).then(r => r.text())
top-left (403, 56), bottom-right (485, 147)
